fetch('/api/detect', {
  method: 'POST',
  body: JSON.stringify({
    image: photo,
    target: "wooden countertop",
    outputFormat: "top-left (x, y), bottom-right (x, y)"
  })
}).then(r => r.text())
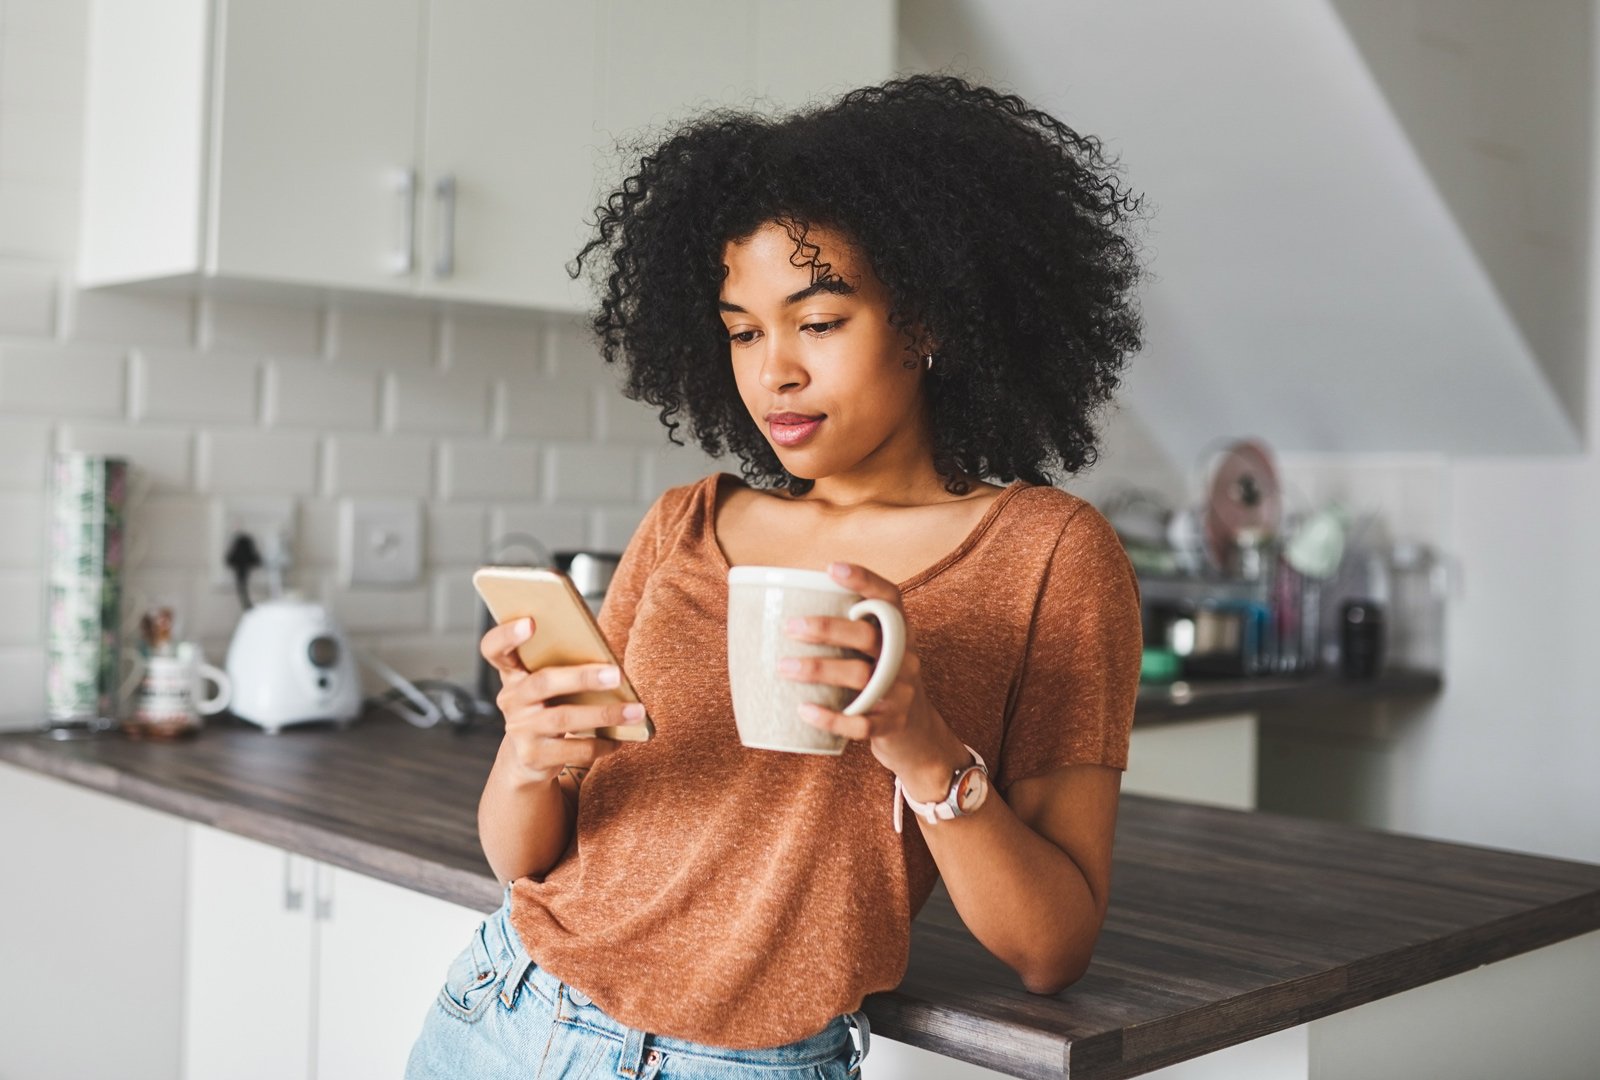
top-left (1133, 667), bottom-right (1442, 725)
top-left (2, 714), bottom-right (1595, 1080)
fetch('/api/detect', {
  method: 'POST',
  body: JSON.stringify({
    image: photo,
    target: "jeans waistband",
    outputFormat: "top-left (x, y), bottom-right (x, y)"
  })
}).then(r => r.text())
top-left (492, 893), bottom-right (858, 1068)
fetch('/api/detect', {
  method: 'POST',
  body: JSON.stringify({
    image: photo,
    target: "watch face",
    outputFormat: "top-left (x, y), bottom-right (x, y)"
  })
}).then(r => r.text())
top-left (956, 768), bottom-right (989, 814)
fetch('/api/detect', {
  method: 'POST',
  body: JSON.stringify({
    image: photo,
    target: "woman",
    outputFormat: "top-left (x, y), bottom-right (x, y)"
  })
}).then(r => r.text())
top-left (408, 75), bottom-right (1144, 1080)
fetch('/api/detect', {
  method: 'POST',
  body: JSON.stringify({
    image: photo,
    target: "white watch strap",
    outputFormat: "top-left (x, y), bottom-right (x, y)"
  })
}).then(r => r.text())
top-left (893, 745), bottom-right (986, 834)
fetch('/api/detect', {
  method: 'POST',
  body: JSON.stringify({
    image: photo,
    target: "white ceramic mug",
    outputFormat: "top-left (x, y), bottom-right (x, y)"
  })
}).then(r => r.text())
top-left (727, 566), bottom-right (907, 755)
top-left (126, 642), bottom-right (231, 735)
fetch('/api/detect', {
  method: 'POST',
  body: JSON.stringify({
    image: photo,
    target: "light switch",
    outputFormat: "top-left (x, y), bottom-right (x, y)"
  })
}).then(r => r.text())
top-left (340, 499), bottom-right (422, 586)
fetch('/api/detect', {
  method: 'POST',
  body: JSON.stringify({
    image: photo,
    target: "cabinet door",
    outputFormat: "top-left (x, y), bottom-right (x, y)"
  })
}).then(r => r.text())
top-left (314, 865), bottom-right (488, 1080)
top-left (183, 825), bottom-right (315, 1080)
top-left (209, 0), bottom-right (424, 291)
top-left (418, 0), bottom-right (600, 310)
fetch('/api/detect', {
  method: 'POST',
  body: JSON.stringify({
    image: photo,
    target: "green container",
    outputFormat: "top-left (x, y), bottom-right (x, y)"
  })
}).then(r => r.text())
top-left (1140, 646), bottom-right (1182, 685)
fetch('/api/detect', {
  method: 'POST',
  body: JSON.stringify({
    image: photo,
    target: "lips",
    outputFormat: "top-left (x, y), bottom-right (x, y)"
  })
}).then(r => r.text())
top-left (766, 411), bottom-right (824, 447)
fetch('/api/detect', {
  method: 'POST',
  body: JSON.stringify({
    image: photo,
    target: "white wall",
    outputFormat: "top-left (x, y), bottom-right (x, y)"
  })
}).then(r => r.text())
top-left (0, 0), bottom-right (716, 727)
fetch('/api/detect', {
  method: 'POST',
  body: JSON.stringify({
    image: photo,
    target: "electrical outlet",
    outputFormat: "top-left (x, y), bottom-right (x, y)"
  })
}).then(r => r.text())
top-left (340, 499), bottom-right (422, 586)
top-left (212, 497), bottom-right (296, 587)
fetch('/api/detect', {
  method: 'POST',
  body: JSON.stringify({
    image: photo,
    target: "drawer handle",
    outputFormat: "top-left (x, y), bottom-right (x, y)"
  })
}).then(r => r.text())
top-left (434, 174), bottom-right (457, 279)
top-left (388, 166), bottom-right (417, 276)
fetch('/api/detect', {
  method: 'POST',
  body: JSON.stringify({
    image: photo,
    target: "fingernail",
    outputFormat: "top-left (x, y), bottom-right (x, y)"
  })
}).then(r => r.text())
top-left (622, 703), bottom-right (645, 722)
top-left (797, 702), bottom-right (822, 724)
top-left (828, 562), bottom-right (850, 578)
top-left (777, 657), bottom-right (801, 675)
top-left (784, 617), bottom-right (807, 635)
top-left (597, 666), bottom-right (621, 688)
top-left (512, 618), bottom-right (533, 642)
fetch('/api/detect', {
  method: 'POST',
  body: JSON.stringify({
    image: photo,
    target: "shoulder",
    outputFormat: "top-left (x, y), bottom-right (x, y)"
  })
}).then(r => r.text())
top-left (997, 485), bottom-right (1136, 596)
top-left (643, 473), bottom-right (727, 536)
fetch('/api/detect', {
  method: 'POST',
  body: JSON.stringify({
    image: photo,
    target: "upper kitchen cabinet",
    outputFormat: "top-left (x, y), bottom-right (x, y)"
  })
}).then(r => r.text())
top-left (77, 0), bottom-right (895, 313)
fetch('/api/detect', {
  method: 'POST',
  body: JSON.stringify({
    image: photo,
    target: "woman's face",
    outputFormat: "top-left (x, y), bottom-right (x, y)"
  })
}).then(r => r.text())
top-left (719, 222), bottom-right (927, 486)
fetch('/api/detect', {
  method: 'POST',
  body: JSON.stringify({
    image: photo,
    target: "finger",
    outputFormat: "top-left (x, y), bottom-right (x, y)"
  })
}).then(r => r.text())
top-left (480, 618), bottom-right (536, 674)
top-left (506, 701), bottom-right (647, 738)
top-left (777, 655), bottom-right (873, 691)
top-left (827, 562), bottom-right (902, 606)
top-left (784, 615), bottom-right (879, 656)
top-left (796, 701), bottom-right (874, 741)
top-left (501, 662), bottom-right (624, 708)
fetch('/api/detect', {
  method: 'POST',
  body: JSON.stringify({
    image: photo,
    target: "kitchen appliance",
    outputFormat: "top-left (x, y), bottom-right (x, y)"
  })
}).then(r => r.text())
top-left (225, 599), bottom-right (362, 733)
top-left (1340, 600), bottom-right (1385, 679)
top-left (1203, 440), bottom-right (1281, 579)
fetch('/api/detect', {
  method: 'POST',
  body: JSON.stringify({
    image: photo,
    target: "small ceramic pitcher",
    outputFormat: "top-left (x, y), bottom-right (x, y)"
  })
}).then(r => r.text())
top-left (123, 642), bottom-right (232, 739)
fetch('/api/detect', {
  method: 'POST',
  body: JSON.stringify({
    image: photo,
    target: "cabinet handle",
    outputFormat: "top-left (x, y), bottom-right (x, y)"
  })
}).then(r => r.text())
top-left (313, 862), bottom-right (335, 922)
top-left (283, 853), bottom-right (306, 911)
top-left (433, 174), bottom-right (457, 279)
top-left (388, 167), bottom-right (417, 276)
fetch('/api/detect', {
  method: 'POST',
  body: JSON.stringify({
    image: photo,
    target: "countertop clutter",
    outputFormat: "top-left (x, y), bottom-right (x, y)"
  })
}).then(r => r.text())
top-left (4, 716), bottom-right (1597, 1080)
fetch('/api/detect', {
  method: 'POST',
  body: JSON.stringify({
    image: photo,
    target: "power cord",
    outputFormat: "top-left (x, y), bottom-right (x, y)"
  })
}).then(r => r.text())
top-left (225, 532), bottom-right (263, 611)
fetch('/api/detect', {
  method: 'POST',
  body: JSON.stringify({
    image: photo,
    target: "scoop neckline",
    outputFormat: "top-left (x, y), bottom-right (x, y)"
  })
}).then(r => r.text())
top-left (704, 473), bottom-right (1030, 593)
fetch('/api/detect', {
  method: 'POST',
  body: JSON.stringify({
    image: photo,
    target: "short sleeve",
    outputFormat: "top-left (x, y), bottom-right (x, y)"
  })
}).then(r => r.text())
top-left (596, 482), bottom-right (697, 660)
top-left (997, 503), bottom-right (1142, 788)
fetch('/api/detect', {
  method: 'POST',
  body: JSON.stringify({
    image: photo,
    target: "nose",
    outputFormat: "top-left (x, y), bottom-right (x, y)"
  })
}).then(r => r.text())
top-left (758, 335), bottom-right (808, 394)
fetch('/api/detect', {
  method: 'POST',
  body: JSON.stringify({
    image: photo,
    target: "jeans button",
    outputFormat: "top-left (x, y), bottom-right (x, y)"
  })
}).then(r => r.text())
top-left (567, 987), bottom-right (591, 1007)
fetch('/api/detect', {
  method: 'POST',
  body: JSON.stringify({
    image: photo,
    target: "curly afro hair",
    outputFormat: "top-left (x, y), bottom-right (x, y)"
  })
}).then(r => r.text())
top-left (574, 74), bottom-right (1144, 495)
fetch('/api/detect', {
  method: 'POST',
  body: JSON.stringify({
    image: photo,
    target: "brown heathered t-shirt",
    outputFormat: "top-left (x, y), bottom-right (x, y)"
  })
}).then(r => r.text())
top-left (509, 473), bottom-right (1141, 1049)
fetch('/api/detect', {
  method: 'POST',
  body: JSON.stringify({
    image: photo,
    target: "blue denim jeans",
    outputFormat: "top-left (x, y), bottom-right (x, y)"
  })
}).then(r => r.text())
top-left (406, 893), bottom-right (869, 1080)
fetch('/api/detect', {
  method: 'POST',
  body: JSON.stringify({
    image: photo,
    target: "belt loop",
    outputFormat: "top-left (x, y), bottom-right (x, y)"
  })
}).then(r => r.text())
top-left (845, 1011), bottom-right (871, 1073)
top-left (617, 1027), bottom-right (648, 1079)
top-left (499, 952), bottom-right (534, 1009)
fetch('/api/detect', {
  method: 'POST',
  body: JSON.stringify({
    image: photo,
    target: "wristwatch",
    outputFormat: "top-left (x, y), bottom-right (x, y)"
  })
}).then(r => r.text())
top-left (894, 745), bottom-right (989, 833)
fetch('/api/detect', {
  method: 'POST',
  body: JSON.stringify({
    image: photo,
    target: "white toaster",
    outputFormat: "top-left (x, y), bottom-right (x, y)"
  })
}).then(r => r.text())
top-left (225, 599), bottom-right (362, 733)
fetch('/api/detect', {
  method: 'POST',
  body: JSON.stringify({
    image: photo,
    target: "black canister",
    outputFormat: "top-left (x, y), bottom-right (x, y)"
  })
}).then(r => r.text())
top-left (1340, 600), bottom-right (1385, 679)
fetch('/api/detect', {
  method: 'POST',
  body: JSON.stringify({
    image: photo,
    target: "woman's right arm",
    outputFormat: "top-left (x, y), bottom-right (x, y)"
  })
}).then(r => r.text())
top-left (477, 617), bottom-right (646, 884)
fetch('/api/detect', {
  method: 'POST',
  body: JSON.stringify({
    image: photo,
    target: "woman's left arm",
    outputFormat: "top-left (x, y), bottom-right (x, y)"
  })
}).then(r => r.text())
top-left (787, 562), bottom-right (1125, 993)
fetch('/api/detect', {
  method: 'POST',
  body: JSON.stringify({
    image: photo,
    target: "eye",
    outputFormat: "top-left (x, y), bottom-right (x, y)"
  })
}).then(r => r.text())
top-left (801, 319), bottom-right (844, 335)
top-left (728, 329), bottom-right (761, 345)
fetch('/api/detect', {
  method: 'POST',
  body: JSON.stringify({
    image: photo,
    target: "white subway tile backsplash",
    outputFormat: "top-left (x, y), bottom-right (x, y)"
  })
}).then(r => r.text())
top-left (644, 445), bottom-right (722, 498)
top-left (428, 504), bottom-right (486, 565)
top-left (545, 322), bottom-right (606, 383)
top-left (130, 495), bottom-right (210, 569)
top-left (500, 379), bottom-right (591, 441)
top-left (0, 492), bottom-right (43, 566)
top-left (66, 288), bottom-right (192, 346)
top-left (391, 373), bottom-right (490, 434)
top-left (199, 430), bottom-right (318, 495)
top-left (324, 434), bottom-right (432, 497)
top-left (333, 307), bottom-right (436, 368)
top-left (600, 393), bottom-right (670, 443)
top-left (594, 507), bottom-right (648, 551)
top-left (356, 634), bottom-right (477, 689)
top-left (0, 570), bottom-right (42, 645)
top-left (545, 444), bottom-right (637, 503)
top-left (326, 584), bottom-right (429, 633)
top-left (267, 359), bottom-right (380, 430)
top-left (187, 580), bottom-right (246, 641)
top-left (204, 297), bottom-right (321, 356)
top-left (0, 344), bottom-right (124, 417)
top-left (0, 646), bottom-right (44, 728)
top-left (0, 264), bottom-right (55, 336)
top-left (135, 350), bottom-right (258, 424)
top-left (489, 505), bottom-right (588, 551)
top-left (449, 315), bottom-right (541, 375)
top-left (441, 441), bottom-right (538, 501)
top-left (0, 420), bottom-right (51, 489)
top-left (431, 570), bottom-right (481, 633)
top-left (58, 424), bottom-right (193, 492)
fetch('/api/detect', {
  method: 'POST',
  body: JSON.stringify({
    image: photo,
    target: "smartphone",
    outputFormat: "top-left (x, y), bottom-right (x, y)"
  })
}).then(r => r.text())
top-left (472, 566), bottom-right (653, 741)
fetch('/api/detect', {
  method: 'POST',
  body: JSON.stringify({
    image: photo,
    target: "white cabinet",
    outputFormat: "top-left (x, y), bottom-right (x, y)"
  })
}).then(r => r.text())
top-left (207, 0), bottom-right (426, 292)
top-left (183, 824), bottom-right (486, 1080)
top-left (78, 0), bottom-right (894, 312)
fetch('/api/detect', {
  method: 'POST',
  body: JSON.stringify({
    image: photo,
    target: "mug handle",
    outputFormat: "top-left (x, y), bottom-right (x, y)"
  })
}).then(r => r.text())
top-left (842, 599), bottom-right (906, 717)
top-left (194, 663), bottom-right (232, 716)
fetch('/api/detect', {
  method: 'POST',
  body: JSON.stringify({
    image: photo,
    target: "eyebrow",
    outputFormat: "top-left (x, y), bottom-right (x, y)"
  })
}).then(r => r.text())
top-left (717, 277), bottom-right (856, 313)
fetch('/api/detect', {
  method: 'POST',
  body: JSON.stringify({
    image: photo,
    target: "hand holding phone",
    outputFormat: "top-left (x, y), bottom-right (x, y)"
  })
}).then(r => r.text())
top-left (473, 567), bottom-right (653, 743)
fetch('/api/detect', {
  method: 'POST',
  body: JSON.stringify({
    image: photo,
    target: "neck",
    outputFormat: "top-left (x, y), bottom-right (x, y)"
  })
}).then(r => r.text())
top-left (799, 407), bottom-right (957, 509)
